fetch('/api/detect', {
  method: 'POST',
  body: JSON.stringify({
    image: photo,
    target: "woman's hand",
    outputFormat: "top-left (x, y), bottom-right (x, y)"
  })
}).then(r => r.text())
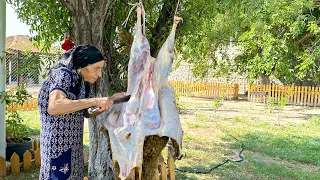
top-left (94, 97), bottom-right (114, 112)
top-left (92, 92), bottom-right (126, 113)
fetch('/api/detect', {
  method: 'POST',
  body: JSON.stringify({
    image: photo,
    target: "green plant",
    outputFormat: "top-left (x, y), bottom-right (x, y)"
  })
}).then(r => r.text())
top-left (0, 83), bottom-right (32, 143)
top-left (175, 92), bottom-right (187, 114)
top-left (211, 88), bottom-right (227, 121)
top-left (265, 86), bottom-right (294, 125)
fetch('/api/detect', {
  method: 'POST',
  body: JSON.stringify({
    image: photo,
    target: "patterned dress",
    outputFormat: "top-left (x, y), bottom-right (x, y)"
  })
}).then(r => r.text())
top-left (38, 67), bottom-right (90, 180)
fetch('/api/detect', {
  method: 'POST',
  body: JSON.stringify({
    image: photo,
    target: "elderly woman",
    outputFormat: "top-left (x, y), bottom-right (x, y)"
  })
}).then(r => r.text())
top-left (38, 44), bottom-right (125, 180)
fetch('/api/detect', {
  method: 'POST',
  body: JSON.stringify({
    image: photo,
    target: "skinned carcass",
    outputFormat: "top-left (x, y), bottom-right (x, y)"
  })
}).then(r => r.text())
top-left (105, 3), bottom-right (183, 179)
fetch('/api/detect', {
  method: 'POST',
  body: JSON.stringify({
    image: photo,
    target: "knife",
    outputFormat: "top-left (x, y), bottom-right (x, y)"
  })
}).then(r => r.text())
top-left (87, 95), bottom-right (131, 114)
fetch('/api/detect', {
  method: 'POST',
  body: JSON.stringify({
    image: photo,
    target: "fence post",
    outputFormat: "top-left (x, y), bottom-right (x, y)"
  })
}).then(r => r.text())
top-left (35, 148), bottom-right (41, 167)
top-left (155, 165), bottom-right (160, 180)
top-left (311, 86), bottom-right (314, 106)
top-left (307, 86), bottom-right (311, 106)
top-left (0, 156), bottom-right (6, 177)
top-left (168, 155), bottom-right (175, 180)
top-left (161, 162), bottom-right (167, 180)
top-left (304, 86), bottom-right (308, 106)
top-left (23, 150), bottom-right (32, 172)
top-left (10, 153), bottom-right (20, 175)
top-left (32, 139), bottom-right (38, 151)
top-left (316, 87), bottom-right (319, 106)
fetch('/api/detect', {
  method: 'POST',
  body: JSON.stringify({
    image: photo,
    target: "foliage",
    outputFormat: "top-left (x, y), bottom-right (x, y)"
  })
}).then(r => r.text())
top-left (1, 50), bottom-right (43, 143)
top-left (211, 87), bottom-right (227, 120)
top-left (6, 0), bottom-right (71, 53)
top-left (6, 0), bottom-right (320, 86)
top-left (176, 0), bottom-right (320, 85)
top-left (5, 98), bottom-right (320, 179)
top-left (0, 84), bottom-right (32, 143)
top-left (175, 92), bottom-right (188, 114)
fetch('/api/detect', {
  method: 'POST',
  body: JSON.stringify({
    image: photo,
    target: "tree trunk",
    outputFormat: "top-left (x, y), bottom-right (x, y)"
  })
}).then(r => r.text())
top-left (150, 0), bottom-right (179, 57)
top-left (62, 1), bottom-right (179, 179)
top-left (258, 73), bottom-right (270, 84)
top-left (142, 136), bottom-right (168, 179)
top-left (61, 0), bottom-right (115, 179)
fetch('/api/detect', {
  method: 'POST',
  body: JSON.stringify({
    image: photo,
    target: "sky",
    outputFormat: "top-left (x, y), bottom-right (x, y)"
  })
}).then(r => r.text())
top-left (6, 2), bottom-right (31, 37)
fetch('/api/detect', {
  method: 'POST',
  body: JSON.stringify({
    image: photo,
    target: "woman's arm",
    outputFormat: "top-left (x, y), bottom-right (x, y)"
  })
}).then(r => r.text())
top-left (48, 90), bottom-right (113, 115)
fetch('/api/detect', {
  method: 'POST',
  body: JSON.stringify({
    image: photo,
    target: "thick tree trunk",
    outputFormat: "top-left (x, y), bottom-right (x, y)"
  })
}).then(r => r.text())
top-left (142, 136), bottom-right (168, 179)
top-left (258, 73), bottom-right (270, 84)
top-left (62, 1), bottom-right (179, 179)
top-left (61, 0), bottom-right (115, 179)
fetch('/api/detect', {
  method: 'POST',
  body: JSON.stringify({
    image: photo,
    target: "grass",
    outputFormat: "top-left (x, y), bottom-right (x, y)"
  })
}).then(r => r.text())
top-left (174, 100), bottom-right (320, 179)
top-left (2, 98), bottom-right (320, 180)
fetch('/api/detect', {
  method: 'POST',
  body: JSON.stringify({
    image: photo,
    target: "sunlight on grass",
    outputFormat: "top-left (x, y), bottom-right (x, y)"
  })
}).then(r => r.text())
top-left (17, 100), bottom-right (320, 180)
top-left (18, 110), bottom-right (40, 136)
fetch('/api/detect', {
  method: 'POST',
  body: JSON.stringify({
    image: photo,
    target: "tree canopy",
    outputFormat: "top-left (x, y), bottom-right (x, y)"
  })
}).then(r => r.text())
top-left (7, 0), bottom-right (320, 85)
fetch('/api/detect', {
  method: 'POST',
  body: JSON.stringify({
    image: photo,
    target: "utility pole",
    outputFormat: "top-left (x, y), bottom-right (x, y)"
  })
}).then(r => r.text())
top-left (0, 0), bottom-right (7, 158)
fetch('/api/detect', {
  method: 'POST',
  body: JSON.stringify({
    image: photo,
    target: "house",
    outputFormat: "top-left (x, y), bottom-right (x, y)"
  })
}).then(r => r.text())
top-left (5, 35), bottom-right (60, 90)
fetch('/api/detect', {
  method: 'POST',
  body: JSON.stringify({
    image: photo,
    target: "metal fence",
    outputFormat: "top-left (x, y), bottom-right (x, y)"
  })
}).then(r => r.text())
top-left (5, 50), bottom-right (57, 89)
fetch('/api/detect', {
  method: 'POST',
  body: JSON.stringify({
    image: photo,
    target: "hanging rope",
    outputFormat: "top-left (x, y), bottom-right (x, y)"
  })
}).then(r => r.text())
top-left (142, 3), bottom-right (146, 35)
top-left (122, 3), bottom-right (138, 27)
top-left (174, 0), bottom-right (180, 16)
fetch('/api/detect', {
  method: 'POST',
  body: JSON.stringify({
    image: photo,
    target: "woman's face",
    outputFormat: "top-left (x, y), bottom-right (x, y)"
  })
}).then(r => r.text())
top-left (80, 60), bottom-right (105, 83)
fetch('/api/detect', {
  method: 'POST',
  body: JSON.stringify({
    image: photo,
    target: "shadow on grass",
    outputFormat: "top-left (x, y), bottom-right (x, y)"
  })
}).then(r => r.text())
top-left (241, 131), bottom-right (320, 166)
top-left (176, 171), bottom-right (199, 179)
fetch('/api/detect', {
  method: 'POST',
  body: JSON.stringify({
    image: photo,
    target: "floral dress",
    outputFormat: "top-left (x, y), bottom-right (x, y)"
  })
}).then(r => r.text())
top-left (38, 67), bottom-right (89, 180)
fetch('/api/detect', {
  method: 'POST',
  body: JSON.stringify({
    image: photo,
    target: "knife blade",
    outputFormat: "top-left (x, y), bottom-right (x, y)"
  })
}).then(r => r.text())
top-left (87, 95), bottom-right (131, 114)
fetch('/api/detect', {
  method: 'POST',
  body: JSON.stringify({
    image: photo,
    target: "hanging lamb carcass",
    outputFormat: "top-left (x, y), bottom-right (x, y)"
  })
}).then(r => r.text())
top-left (104, 3), bottom-right (183, 179)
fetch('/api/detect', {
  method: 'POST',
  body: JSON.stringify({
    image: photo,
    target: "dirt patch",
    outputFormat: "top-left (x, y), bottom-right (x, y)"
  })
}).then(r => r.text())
top-left (179, 96), bottom-right (320, 125)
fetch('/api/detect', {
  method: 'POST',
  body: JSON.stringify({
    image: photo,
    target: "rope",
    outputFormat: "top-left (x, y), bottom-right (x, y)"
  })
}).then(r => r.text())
top-left (142, 3), bottom-right (146, 35)
top-left (122, 3), bottom-right (138, 27)
top-left (174, 0), bottom-right (180, 16)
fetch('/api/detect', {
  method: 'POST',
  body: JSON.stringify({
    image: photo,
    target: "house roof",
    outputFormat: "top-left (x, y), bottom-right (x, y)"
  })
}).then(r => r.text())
top-left (5, 35), bottom-right (59, 54)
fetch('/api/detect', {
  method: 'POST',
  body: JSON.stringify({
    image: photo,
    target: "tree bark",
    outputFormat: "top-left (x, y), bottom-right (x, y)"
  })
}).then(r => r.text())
top-left (113, 136), bottom-right (169, 180)
top-left (295, 33), bottom-right (314, 46)
top-left (61, 0), bottom-right (115, 179)
top-left (61, 1), bottom-right (178, 179)
top-left (149, 0), bottom-right (179, 57)
top-left (258, 73), bottom-right (270, 84)
top-left (142, 136), bottom-right (169, 180)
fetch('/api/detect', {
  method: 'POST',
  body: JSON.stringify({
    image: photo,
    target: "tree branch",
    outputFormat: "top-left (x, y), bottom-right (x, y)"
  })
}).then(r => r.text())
top-left (59, 0), bottom-right (75, 14)
top-left (295, 33), bottom-right (315, 46)
top-left (149, 0), bottom-right (179, 57)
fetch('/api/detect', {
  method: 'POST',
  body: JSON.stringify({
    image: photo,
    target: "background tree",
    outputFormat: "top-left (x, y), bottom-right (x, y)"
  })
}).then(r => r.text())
top-left (176, 0), bottom-right (320, 86)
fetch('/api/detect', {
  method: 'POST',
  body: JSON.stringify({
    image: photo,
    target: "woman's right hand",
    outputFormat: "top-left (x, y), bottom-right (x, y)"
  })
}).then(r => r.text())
top-left (94, 97), bottom-right (114, 112)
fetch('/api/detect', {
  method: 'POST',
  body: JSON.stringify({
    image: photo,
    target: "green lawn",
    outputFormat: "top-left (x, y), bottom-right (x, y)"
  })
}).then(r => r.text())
top-left (175, 114), bottom-right (320, 180)
top-left (2, 99), bottom-right (320, 180)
